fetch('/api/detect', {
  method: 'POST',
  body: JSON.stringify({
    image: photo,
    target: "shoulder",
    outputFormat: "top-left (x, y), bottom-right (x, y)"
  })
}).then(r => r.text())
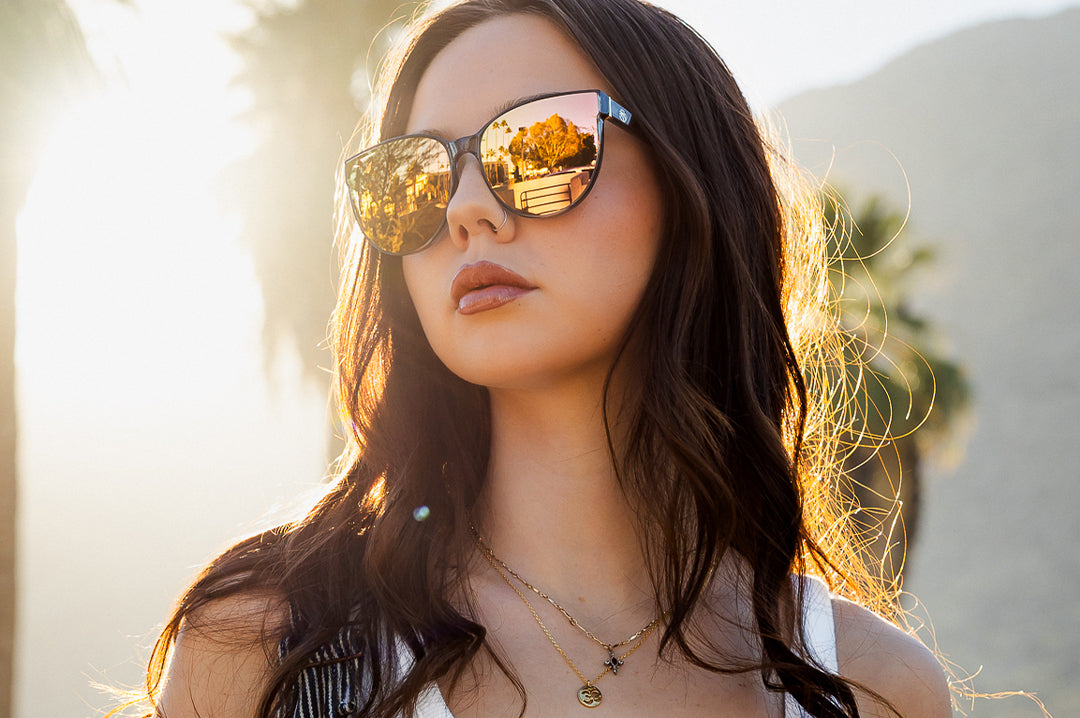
top-left (831, 595), bottom-right (952, 718)
top-left (157, 592), bottom-right (291, 718)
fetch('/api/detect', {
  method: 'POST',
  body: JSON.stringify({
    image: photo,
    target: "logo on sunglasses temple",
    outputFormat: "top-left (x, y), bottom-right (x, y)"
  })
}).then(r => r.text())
top-left (345, 90), bottom-right (630, 255)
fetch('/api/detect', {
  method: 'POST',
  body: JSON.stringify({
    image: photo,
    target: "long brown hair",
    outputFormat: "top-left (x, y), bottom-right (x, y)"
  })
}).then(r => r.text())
top-left (133, 1), bottom-right (890, 717)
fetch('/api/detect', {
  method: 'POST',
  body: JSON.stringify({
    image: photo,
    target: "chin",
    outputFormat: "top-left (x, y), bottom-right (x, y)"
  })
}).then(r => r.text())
top-left (438, 349), bottom-right (616, 395)
top-left (440, 360), bottom-right (555, 391)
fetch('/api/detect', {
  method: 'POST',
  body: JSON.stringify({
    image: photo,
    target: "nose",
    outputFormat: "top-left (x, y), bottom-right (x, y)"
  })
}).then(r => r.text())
top-left (443, 154), bottom-right (515, 250)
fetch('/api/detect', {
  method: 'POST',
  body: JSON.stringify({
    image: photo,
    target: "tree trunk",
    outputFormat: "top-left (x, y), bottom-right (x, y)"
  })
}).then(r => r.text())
top-left (0, 188), bottom-right (16, 718)
top-left (1, 3), bottom-right (95, 713)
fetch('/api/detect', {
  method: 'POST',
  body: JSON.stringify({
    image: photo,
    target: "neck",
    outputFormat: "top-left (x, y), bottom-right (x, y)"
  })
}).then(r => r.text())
top-left (472, 376), bottom-right (653, 625)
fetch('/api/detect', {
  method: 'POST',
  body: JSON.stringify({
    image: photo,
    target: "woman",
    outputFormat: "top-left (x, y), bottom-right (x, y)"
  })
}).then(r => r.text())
top-left (139, 1), bottom-right (951, 716)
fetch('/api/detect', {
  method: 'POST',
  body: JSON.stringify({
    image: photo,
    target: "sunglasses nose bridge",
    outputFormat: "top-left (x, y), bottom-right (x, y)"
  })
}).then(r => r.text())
top-left (447, 134), bottom-right (482, 167)
top-left (446, 133), bottom-right (486, 196)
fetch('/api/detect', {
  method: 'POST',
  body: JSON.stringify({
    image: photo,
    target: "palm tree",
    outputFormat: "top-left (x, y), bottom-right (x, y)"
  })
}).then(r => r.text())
top-left (223, 0), bottom-right (425, 392)
top-left (828, 195), bottom-right (971, 584)
top-left (0, 3), bottom-right (97, 715)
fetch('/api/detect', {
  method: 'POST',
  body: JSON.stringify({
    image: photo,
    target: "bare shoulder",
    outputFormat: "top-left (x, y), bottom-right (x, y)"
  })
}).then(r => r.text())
top-left (157, 592), bottom-right (290, 718)
top-left (832, 596), bottom-right (952, 718)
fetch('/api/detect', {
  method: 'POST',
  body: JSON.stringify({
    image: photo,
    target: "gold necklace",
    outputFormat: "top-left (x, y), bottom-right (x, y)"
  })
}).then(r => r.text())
top-left (472, 531), bottom-right (664, 708)
top-left (473, 530), bottom-right (662, 674)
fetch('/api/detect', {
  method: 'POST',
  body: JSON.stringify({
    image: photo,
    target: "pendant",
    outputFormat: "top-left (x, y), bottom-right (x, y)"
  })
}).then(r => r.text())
top-left (604, 648), bottom-right (623, 675)
top-left (577, 684), bottom-right (602, 708)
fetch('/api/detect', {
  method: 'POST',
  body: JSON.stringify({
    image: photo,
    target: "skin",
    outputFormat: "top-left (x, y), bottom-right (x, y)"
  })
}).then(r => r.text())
top-left (401, 11), bottom-right (661, 621)
top-left (155, 14), bottom-right (953, 718)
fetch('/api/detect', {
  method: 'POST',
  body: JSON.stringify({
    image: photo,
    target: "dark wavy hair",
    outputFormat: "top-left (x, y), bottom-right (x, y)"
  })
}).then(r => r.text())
top-left (129, 1), bottom-right (894, 717)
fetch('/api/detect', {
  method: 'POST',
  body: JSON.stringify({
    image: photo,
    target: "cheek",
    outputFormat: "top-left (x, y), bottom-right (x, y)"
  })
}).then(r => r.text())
top-left (402, 254), bottom-right (443, 332)
top-left (584, 149), bottom-right (665, 292)
top-left (402, 247), bottom-right (469, 381)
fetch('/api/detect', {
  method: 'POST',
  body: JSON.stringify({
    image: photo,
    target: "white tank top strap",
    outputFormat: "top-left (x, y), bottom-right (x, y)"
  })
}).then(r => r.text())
top-left (798, 574), bottom-right (839, 673)
top-left (784, 574), bottom-right (839, 717)
top-left (415, 683), bottom-right (456, 718)
top-left (395, 637), bottom-right (457, 718)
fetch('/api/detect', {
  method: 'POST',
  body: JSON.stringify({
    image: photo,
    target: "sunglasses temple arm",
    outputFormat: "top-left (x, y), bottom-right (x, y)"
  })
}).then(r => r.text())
top-left (599, 93), bottom-right (632, 128)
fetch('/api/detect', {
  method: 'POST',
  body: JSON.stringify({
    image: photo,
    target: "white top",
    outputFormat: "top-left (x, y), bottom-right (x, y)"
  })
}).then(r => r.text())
top-left (784, 575), bottom-right (839, 717)
top-left (408, 575), bottom-right (838, 717)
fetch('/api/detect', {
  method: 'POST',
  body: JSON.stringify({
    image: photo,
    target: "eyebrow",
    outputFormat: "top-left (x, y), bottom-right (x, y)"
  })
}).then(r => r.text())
top-left (410, 92), bottom-right (552, 139)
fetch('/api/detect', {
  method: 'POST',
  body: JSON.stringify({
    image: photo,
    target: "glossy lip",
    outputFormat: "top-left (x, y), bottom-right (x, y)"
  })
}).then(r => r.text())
top-left (451, 261), bottom-right (536, 315)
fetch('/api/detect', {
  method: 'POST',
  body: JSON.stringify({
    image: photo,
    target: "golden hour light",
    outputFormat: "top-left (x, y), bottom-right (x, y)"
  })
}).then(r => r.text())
top-left (11, 2), bottom-right (329, 717)
top-left (4, 1), bottom-right (1078, 717)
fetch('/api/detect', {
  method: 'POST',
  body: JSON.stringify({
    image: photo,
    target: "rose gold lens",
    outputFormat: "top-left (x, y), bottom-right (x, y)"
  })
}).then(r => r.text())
top-left (480, 93), bottom-right (600, 216)
top-left (349, 136), bottom-right (451, 253)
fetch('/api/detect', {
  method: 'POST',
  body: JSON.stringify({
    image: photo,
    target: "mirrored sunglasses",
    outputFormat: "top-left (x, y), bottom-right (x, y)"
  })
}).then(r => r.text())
top-left (344, 89), bottom-right (632, 255)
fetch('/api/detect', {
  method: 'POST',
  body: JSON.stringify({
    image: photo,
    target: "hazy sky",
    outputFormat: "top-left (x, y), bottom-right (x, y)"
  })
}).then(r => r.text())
top-left (654, 0), bottom-right (1080, 107)
top-left (68, 0), bottom-right (1080, 109)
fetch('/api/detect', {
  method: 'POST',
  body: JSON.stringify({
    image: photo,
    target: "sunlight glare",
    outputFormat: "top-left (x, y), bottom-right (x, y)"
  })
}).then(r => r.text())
top-left (16, 0), bottom-right (261, 420)
top-left (13, 5), bottom-right (334, 717)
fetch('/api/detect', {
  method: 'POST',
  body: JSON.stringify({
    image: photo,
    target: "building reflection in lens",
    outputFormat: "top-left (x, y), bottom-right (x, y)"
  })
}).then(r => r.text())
top-left (349, 137), bottom-right (451, 252)
top-left (481, 93), bottom-right (600, 215)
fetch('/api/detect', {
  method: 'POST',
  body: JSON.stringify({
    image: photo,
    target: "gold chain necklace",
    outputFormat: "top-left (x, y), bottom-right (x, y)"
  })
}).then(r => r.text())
top-left (472, 530), bottom-right (662, 673)
top-left (472, 531), bottom-right (664, 708)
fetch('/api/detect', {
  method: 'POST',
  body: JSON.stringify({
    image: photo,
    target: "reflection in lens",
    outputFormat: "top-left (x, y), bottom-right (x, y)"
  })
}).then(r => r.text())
top-left (346, 136), bottom-right (451, 253)
top-left (480, 92), bottom-right (600, 216)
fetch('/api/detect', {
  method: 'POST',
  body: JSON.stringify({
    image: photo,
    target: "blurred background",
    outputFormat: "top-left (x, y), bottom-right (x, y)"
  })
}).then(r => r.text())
top-left (2, 1), bottom-right (1077, 716)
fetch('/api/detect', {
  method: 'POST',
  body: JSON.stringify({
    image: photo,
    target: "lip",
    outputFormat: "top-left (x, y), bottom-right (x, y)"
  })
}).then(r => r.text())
top-left (451, 261), bottom-right (536, 315)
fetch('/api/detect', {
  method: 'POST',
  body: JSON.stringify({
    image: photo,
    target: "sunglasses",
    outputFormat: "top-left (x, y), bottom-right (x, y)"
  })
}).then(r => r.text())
top-left (344, 89), bottom-right (632, 255)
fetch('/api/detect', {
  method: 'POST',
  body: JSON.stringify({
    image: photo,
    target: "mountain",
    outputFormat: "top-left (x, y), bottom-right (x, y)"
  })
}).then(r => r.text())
top-left (777, 8), bottom-right (1080, 716)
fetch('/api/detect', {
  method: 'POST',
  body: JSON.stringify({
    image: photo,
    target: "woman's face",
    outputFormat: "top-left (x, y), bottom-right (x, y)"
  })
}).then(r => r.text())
top-left (402, 14), bottom-right (664, 392)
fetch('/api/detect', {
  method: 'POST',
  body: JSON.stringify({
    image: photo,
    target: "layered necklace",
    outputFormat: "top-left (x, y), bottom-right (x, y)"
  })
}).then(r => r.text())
top-left (471, 528), bottom-right (666, 708)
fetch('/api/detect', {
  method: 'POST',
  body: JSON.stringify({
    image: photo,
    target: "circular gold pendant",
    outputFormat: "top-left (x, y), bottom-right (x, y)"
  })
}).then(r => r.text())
top-left (577, 684), bottom-right (602, 708)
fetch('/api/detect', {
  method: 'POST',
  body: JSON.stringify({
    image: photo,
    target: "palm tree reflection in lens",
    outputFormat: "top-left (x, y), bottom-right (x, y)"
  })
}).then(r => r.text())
top-left (349, 137), bottom-right (451, 254)
top-left (482, 94), bottom-right (599, 215)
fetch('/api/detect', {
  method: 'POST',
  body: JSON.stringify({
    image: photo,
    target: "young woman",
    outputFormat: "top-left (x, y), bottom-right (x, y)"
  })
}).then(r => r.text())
top-left (139, 1), bottom-right (952, 716)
